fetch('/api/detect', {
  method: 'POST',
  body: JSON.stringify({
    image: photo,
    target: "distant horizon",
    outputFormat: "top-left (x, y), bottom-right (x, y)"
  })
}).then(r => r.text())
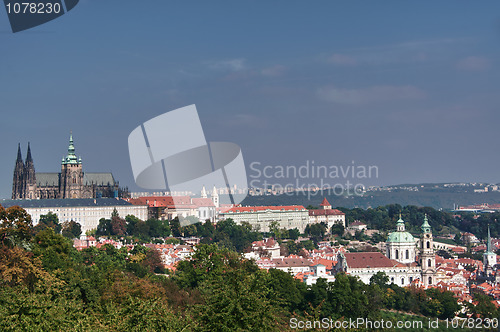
top-left (3, 136), bottom-right (500, 200)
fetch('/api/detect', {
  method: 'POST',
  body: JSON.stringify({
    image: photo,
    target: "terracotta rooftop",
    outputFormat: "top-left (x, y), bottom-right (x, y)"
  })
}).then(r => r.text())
top-left (344, 252), bottom-right (397, 269)
top-left (191, 198), bottom-right (215, 207)
top-left (224, 205), bottom-right (306, 213)
top-left (128, 196), bottom-right (196, 208)
top-left (309, 209), bottom-right (345, 216)
top-left (272, 257), bottom-right (312, 268)
top-left (319, 198), bottom-right (331, 206)
top-left (350, 221), bottom-right (366, 226)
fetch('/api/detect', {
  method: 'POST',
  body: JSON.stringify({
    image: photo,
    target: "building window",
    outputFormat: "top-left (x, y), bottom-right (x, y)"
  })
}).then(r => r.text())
top-left (428, 259), bottom-right (431, 267)
top-left (406, 250), bottom-right (409, 260)
top-left (409, 277), bottom-right (413, 283)
top-left (428, 277), bottom-right (432, 285)
top-left (395, 250), bottom-right (399, 260)
top-left (427, 241), bottom-right (430, 249)
top-left (401, 278), bottom-right (404, 285)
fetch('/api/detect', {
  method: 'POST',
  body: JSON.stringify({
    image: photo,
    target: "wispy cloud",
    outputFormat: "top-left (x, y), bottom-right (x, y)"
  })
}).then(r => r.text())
top-left (323, 38), bottom-right (462, 66)
top-left (328, 54), bottom-right (357, 66)
top-left (456, 56), bottom-right (491, 72)
top-left (207, 58), bottom-right (246, 71)
top-left (317, 85), bottom-right (426, 104)
top-left (260, 65), bottom-right (286, 77)
top-left (225, 113), bottom-right (265, 128)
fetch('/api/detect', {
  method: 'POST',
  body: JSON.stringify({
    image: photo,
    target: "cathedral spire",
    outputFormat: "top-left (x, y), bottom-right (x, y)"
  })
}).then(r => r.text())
top-left (16, 143), bottom-right (23, 163)
top-left (26, 142), bottom-right (33, 163)
top-left (68, 133), bottom-right (75, 155)
top-left (62, 132), bottom-right (80, 165)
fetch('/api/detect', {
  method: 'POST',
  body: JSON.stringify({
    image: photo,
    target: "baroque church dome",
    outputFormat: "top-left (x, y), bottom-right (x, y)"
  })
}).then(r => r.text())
top-left (386, 216), bottom-right (415, 243)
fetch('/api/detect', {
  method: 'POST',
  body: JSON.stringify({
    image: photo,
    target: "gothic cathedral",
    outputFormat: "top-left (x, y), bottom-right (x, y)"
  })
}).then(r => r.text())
top-left (12, 134), bottom-right (126, 200)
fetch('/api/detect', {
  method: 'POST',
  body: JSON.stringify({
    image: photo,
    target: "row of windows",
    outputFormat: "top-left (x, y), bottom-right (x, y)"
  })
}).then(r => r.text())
top-left (390, 277), bottom-right (414, 284)
top-left (389, 249), bottom-right (411, 260)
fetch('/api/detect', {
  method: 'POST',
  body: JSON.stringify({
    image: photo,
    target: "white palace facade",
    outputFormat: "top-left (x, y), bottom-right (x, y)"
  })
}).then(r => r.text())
top-left (0, 198), bottom-right (148, 235)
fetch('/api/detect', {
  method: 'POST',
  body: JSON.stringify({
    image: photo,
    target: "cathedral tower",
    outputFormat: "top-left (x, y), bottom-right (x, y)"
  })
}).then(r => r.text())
top-left (420, 214), bottom-right (436, 287)
top-left (60, 133), bottom-right (84, 199)
top-left (12, 144), bottom-right (24, 199)
top-left (23, 143), bottom-right (37, 199)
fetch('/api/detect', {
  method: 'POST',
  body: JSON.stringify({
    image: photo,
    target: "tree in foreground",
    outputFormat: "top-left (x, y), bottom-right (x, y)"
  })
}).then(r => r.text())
top-left (34, 211), bottom-right (61, 234)
top-left (176, 244), bottom-right (284, 331)
top-left (62, 220), bottom-right (82, 239)
top-left (0, 204), bottom-right (33, 247)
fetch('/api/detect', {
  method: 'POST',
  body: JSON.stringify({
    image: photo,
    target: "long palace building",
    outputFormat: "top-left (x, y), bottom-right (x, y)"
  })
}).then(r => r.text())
top-left (12, 134), bottom-right (125, 200)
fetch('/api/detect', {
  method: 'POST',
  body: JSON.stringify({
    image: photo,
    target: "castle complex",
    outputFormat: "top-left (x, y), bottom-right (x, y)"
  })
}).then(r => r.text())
top-left (12, 134), bottom-right (124, 200)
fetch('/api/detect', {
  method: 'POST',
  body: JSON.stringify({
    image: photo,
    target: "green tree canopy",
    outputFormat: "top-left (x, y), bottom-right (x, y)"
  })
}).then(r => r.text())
top-left (61, 220), bottom-right (82, 239)
top-left (35, 211), bottom-right (62, 234)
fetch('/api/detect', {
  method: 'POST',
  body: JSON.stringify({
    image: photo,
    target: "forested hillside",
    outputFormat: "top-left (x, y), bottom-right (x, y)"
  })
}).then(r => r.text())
top-left (0, 203), bottom-right (497, 331)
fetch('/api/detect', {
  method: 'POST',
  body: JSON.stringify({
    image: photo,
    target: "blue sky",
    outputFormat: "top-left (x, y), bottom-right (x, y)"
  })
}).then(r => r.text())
top-left (1, 1), bottom-right (500, 198)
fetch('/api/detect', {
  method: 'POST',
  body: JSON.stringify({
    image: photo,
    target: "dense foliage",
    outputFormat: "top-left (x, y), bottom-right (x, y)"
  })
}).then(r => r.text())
top-left (95, 211), bottom-right (171, 242)
top-left (1, 204), bottom-right (498, 331)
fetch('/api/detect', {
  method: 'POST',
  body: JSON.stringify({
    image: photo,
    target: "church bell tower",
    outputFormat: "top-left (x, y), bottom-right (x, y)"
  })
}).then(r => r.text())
top-left (420, 214), bottom-right (436, 287)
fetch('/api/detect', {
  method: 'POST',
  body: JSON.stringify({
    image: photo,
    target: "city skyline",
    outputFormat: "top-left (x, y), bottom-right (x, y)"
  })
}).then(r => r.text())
top-left (1, 2), bottom-right (500, 198)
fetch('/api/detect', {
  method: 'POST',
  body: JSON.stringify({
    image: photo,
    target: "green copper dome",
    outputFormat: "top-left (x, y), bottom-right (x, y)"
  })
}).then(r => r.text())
top-left (387, 231), bottom-right (415, 243)
top-left (387, 215), bottom-right (415, 243)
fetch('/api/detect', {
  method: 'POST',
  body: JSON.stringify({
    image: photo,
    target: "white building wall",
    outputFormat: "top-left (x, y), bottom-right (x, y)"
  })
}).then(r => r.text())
top-left (222, 209), bottom-right (310, 232)
top-left (308, 214), bottom-right (346, 229)
top-left (346, 267), bottom-right (422, 287)
top-left (25, 204), bottom-right (148, 235)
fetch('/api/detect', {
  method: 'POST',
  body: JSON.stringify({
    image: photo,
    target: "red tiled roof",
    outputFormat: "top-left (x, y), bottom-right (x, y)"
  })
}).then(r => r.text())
top-left (272, 257), bottom-right (312, 267)
top-left (224, 205), bottom-right (306, 213)
top-left (344, 252), bottom-right (397, 269)
top-left (350, 221), bottom-right (366, 226)
top-left (320, 198), bottom-right (331, 206)
top-left (252, 238), bottom-right (278, 248)
top-left (310, 258), bottom-right (336, 270)
top-left (309, 209), bottom-right (345, 216)
top-left (472, 245), bottom-right (487, 252)
top-left (192, 198), bottom-right (215, 207)
top-left (128, 196), bottom-right (196, 209)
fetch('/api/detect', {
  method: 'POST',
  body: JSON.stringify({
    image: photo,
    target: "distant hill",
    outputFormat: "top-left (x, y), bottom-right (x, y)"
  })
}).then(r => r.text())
top-left (242, 185), bottom-right (500, 210)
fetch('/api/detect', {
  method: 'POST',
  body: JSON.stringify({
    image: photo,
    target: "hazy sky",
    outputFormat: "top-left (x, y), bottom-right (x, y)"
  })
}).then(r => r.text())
top-left (1, 1), bottom-right (500, 198)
